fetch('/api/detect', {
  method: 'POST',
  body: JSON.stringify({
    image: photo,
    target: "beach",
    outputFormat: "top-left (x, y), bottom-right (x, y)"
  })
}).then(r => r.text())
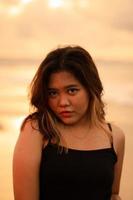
top-left (0, 62), bottom-right (133, 200)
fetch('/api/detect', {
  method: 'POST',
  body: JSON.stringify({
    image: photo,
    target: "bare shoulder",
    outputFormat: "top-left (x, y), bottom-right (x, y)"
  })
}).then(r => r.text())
top-left (21, 118), bottom-right (39, 133)
top-left (14, 119), bottom-right (45, 156)
top-left (20, 119), bottom-right (44, 141)
top-left (111, 123), bottom-right (125, 141)
top-left (110, 123), bottom-right (125, 154)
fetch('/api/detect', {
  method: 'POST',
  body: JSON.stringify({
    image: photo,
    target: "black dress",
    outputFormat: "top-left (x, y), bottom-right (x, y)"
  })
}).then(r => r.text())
top-left (39, 124), bottom-right (117, 200)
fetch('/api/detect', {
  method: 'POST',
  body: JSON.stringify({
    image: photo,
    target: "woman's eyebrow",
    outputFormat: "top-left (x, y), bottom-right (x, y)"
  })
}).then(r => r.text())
top-left (48, 88), bottom-right (58, 90)
top-left (48, 84), bottom-right (79, 90)
top-left (64, 84), bottom-right (79, 89)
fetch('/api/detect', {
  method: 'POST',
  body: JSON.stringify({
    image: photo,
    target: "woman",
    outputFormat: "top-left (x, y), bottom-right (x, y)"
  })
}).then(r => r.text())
top-left (13, 45), bottom-right (125, 200)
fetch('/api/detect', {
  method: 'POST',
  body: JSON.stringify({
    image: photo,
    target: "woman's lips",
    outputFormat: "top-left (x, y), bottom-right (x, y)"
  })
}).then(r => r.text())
top-left (59, 111), bottom-right (73, 118)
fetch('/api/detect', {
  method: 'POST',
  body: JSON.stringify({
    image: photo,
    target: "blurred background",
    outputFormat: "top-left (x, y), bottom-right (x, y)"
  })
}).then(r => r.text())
top-left (0, 0), bottom-right (133, 199)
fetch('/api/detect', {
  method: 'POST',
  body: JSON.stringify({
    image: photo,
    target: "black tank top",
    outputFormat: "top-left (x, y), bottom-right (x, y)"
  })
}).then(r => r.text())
top-left (39, 123), bottom-right (117, 200)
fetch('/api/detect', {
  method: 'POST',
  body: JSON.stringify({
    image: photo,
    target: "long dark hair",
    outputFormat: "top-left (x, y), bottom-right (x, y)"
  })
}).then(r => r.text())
top-left (21, 45), bottom-right (107, 145)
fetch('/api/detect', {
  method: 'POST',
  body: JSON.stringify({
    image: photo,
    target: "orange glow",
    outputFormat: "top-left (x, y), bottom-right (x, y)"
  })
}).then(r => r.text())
top-left (48, 0), bottom-right (64, 8)
top-left (0, 0), bottom-right (32, 16)
top-left (47, 0), bottom-right (89, 10)
top-left (78, 0), bottom-right (89, 8)
top-left (20, 0), bottom-right (32, 5)
top-left (8, 6), bottom-right (23, 16)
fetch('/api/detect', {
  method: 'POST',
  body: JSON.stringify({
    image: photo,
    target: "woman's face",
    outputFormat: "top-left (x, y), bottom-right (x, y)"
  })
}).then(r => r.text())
top-left (47, 71), bottom-right (89, 126)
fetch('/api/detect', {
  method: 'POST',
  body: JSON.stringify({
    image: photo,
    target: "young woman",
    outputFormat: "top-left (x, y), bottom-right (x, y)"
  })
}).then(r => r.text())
top-left (13, 45), bottom-right (125, 200)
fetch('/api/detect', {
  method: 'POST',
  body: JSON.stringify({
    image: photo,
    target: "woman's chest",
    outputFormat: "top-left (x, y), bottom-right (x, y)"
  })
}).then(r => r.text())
top-left (40, 145), bottom-right (117, 188)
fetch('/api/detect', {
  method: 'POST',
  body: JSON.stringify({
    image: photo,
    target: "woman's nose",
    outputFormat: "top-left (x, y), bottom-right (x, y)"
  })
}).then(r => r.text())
top-left (58, 94), bottom-right (70, 107)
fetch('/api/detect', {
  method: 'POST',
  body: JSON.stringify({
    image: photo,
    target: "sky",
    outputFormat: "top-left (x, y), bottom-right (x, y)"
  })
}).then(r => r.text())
top-left (0, 0), bottom-right (133, 62)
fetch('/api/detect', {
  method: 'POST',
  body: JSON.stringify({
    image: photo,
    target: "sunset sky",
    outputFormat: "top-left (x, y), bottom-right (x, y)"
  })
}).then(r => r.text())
top-left (0, 0), bottom-right (133, 61)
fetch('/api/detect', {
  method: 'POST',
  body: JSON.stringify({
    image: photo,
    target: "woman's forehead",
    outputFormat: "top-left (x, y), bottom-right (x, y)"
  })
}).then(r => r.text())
top-left (48, 71), bottom-right (81, 88)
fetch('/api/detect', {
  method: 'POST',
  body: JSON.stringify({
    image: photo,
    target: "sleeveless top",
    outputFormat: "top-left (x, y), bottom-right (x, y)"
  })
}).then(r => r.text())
top-left (39, 123), bottom-right (117, 200)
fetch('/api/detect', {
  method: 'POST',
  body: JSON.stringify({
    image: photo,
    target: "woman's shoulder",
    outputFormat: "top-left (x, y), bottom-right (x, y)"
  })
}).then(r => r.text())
top-left (110, 123), bottom-right (125, 140)
top-left (13, 118), bottom-right (44, 176)
top-left (17, 118), bottom-right (44, 148)
top-left (110, 123), bottom-right (125, 153)
top-left (20, 117), bottom-right (38, 134)
top-left (21, 114), bottom-right (37, 130)
top-left (21, 118), bottom-right (48, 149)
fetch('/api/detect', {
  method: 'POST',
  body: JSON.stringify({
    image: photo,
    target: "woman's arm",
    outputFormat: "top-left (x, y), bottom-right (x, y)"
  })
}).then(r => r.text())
top-left (111, 124), bottom-right (125, 200)
top-left (13, 120), bottom-right (44, 200)
top-left (111, 194), bottom-right (121, 200)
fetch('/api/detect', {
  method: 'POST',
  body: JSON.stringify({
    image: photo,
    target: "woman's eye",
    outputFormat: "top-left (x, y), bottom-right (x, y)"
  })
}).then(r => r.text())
top-left (68, 88), bottom-right (79, 95)
top-left (48, 91), bottom-right (58, 97)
